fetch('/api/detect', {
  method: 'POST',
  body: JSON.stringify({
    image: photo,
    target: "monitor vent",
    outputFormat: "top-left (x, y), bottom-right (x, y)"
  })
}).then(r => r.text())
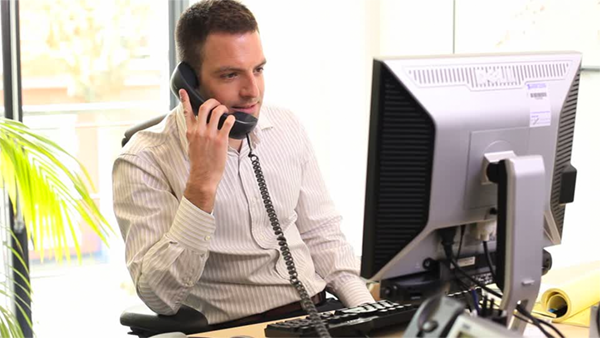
top-left (364, 64), bottom-right (436, 276)
top-left (406, 62), bottom-right (570, 90)
top-left (550, 70), bottom-right (580, 238)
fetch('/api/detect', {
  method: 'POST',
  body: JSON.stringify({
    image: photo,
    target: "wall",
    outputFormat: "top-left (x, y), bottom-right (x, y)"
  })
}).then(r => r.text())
top-left (244, 0), bottom-right (454, 253)
top-left (454, 0), bottom-right (600, 267)
top-left (241, 0), bottom-right (599, 264)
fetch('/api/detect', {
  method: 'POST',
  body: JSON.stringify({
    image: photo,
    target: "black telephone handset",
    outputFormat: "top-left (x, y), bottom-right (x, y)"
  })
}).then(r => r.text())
top-left (170, 62), bottom-right (258, 140)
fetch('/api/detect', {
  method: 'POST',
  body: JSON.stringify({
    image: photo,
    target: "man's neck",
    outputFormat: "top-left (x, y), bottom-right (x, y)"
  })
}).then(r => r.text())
top-left (229, 138), bottom-right (243, 152)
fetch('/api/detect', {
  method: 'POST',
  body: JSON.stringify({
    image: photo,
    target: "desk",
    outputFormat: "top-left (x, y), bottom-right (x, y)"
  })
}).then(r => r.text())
top-left (191, 318), bottom-right (589, 337)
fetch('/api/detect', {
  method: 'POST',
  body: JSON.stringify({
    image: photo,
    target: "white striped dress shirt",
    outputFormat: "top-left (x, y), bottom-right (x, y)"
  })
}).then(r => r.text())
top-left (112, 104), bottom-right (374, 324)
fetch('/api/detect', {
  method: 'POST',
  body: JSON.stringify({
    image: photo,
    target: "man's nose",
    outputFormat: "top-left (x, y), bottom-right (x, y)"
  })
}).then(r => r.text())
top-left (241, 74), bottom-right (260, 98)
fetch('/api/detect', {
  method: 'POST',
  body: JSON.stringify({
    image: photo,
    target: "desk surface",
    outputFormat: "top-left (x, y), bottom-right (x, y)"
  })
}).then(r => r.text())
top-left (191, 319), bottom-right (589, 338)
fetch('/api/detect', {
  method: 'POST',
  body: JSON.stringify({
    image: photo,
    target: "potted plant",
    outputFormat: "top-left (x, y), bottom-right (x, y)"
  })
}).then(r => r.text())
top-left (0, 117), bottom-right (112, 337)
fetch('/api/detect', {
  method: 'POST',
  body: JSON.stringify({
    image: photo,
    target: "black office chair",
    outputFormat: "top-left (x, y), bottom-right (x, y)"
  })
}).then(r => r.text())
top-left (119, 116), bottom-right (344, 337)
top-left (121, 114), bottom-right (167, 147)
top-left (120, 303), bottom-right (209, 337)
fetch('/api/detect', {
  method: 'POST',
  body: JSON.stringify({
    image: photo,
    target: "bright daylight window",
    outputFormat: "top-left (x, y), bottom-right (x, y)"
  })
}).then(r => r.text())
top-left (15, 0), bottom-right (170, 336)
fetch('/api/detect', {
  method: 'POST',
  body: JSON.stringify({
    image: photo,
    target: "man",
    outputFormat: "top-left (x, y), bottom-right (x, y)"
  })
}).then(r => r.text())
top-left (112, 0), bottom-right (374, 325)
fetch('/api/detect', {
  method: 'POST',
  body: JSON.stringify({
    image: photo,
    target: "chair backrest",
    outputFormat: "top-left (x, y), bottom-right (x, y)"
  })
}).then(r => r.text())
top-left (122, 114), bottom-right (167, 147)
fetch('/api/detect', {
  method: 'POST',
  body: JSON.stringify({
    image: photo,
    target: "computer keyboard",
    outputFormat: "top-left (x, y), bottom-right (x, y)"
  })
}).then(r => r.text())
top-left (264, 300), bottom-right (417, 337)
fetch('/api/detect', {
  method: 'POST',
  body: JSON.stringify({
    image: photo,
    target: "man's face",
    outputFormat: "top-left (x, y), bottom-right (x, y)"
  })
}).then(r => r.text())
top-left (198, 31), bottom-right (266, 119)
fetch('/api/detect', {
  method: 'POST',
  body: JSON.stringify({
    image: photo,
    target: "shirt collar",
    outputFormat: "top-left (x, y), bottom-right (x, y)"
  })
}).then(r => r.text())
top-left (175, 103), bottom-right (273, 159)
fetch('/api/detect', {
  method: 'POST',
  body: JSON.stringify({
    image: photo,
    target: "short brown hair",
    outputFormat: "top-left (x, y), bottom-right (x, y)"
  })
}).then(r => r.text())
top-left (175, 0), bottom-right (258, 75)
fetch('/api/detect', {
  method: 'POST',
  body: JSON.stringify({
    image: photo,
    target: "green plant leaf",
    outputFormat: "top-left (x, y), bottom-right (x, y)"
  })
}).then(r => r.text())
top-left (0, 312), bottom-right (16, 338)
top-left (0, 289), bottom-right (30, 336)
top-left (8, 232), bottom-right (28, 273)
top-left (0, 229), bottom-right (33, 338)
top-left (0, 290), bottom-right (31, 317)
top-left (62, 200), bottom-right (82, 263)
top-left (6, 270), bottom-right (33, 299)
top-left (0, 305), bottom-right (26, 338)
top-left (0, 117), bottom-right (113, 262)
top-left (0, 309), bottom-right (11, 338)
top-left (1, 116), bottom-right (114, 337)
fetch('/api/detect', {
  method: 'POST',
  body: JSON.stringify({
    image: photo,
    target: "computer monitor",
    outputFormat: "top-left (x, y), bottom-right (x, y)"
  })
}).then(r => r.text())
top-left (360, 52), bottom-right (581, 326)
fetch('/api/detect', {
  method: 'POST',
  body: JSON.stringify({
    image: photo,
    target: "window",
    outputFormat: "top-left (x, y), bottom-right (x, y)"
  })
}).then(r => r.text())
top-left (16, 1), bottom-right (171, 335)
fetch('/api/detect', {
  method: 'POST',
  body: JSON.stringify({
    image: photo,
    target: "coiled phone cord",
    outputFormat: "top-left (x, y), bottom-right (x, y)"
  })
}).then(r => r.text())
top-left (246, 134), bottom-right (331, 338)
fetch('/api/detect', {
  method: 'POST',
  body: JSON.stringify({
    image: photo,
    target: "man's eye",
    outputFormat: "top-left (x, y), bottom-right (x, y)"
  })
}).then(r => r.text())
top-left (222, 72), bottom-right (237, 79)
top-left (255, 67), bottom-right (264, 74)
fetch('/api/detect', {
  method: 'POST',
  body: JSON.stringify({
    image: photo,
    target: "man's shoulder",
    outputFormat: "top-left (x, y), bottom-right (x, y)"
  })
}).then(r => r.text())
top-left (119, 108), bottom-right (183, 160)
top-left (260, 104), bottom-right (303, 131)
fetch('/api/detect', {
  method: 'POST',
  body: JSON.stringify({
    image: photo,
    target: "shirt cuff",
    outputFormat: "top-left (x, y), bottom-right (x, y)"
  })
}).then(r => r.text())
top-left (331, 276), bottom-right (376, 307)
top-left (166, 196), bottom-right (216, 253)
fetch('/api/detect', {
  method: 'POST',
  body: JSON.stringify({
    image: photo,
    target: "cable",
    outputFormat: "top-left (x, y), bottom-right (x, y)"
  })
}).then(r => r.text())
top-left (516, 307), bottom-right (550, 337)
top-left (471, 289), bottom-right (481, 315)
top-left (447, 254), bottom-right (557, 338)
top-left (439, 226), bottom-right (565, 338)
top-left (514, 311), bottom-right (561, 338)
top-left (457, 224), bottom-right (466, 258)
top-left (458, 284), bottom-right (475, 313)
top-left (446, 237), bottom-right (563, 338)
top-left (453, 225), bottom-right (476, 310)
top-left (516, 304), bottom-right (565, 338)
top-left (480, 241), bottom-right (563, 338)
top-left (481, 293), bottom-right (488, 317)
top-left (451, 265), bottom-right (474, 311)
top-left (482, 241), bottom-right (497, 285)
top-left (514, 313), bottom-right (533, 324)
top-left (539, 319), bottom-right (566, 338)
top-left (486, 295), bottom-right (496, 318)
top-left (514, 313), bottom-right (537, 326)
top-left (516, 305), bottom-right (555, 338)
top-left (246, 135), bottom-right (331, 338)
top-left (448, 257), bottom-right (502, 298)
top-left (437, 229), bottom-right (500, 299)
top-left (441, 226), bottom-right (475, 312)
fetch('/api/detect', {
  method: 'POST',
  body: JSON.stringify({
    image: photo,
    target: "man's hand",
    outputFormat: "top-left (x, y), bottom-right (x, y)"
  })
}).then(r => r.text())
top-left (180, 88), bottom-right (235, 213)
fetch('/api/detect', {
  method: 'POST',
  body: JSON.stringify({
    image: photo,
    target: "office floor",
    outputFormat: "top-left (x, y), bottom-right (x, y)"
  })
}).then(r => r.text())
top-left (31, 259), bottom-right (138, 338)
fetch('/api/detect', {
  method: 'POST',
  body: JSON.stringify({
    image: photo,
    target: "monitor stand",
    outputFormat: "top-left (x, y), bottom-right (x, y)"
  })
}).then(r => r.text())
top-left (487, 155), bottom-right (546, 333)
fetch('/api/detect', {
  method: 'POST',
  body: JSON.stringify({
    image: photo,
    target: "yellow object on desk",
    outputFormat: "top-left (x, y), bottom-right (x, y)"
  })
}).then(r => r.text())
top-left (534, 260), bottom-right (600, 327)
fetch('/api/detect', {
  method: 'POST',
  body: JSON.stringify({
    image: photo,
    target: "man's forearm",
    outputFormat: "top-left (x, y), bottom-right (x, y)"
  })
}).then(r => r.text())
top-left (184, 182), bottom-right (217, 213)
top-left (133, 240), bottom-right (207, 315)
top-left (328, 274), bottom-right (375, 308)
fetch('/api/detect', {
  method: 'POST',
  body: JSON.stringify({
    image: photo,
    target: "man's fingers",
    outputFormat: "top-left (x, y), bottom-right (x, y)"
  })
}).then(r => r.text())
top-left (197, 98), bottom-right (221, 128)
top-left (208, 105), bottom-right (229, 134)
top-left (179, 89), bottom-right (196, 127)
top-left (219, 114), bottom-right (236, 139)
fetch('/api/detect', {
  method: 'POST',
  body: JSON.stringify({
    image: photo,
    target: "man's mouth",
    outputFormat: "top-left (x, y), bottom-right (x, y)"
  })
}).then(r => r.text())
top-left (232, 102), bottom-right (259, 114)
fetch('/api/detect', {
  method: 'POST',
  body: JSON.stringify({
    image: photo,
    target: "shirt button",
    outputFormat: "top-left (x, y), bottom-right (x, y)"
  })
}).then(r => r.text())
top-left (204, 235), bottom-right (211, 241)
